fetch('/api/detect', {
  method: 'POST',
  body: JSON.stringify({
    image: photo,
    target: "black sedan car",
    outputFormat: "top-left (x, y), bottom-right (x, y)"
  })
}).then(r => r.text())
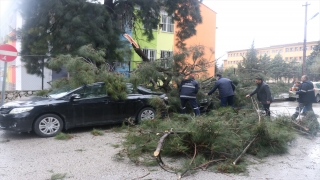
top-left (0, 82), bottom-right (167, 137)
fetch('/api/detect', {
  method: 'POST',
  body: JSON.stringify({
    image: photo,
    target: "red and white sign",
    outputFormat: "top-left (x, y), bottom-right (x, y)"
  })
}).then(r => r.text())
top-left (0, 44), bottom-right (18, 62)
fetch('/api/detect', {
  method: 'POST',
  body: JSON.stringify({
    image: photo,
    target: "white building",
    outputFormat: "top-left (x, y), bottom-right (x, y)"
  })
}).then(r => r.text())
top-left (0, 0), bottom-right (52, 91)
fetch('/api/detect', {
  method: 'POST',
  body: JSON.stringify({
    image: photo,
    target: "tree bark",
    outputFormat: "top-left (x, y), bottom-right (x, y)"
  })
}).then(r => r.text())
top-left (154, 130), bottom-right (172, 157)
top-left (233, 134), bottom-right (259, 165)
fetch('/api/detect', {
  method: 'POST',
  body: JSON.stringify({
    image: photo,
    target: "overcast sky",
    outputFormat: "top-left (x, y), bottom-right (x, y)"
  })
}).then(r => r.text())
top-left (202, 0), bottom-right (320, 63)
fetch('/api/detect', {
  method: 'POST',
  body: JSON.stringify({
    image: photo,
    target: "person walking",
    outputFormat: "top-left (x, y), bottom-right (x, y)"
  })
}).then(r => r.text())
top-left (179, 75), bottom-right (200, 116)
top-left (246, 77), bottom-right (272, 116)
top-left (207, 74), bottom-right (236, 107)
top-left (291, 75), bottom-right (316, 119)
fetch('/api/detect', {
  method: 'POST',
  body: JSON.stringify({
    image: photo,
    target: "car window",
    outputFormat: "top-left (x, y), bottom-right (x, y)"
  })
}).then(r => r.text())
top-left (76, 84), bottom-right (108, 99)
top-left (315, 83), bottom-right (320, 89)
top-left (48, 85), bottom-right (74, 99)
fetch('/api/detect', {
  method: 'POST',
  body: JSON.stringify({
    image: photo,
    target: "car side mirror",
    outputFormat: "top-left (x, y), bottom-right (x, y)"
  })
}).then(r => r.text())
top-left (70, 94), bottom-right (81, 101)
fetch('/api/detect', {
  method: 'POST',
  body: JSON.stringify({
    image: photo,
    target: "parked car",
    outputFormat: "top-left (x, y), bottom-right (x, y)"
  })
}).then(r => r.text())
top-left (314, 82), bottom-right (320, 102)
top-left (0, 82), bottom-right (168, 137)
top-left (289, 81), bottom-right (320, 102)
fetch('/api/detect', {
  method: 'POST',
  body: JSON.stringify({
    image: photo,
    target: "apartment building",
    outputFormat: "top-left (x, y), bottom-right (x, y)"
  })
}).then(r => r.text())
top-left (223, 41), bottom-right (319, 70)
top-left (131, 3), bottom-right (217, 77)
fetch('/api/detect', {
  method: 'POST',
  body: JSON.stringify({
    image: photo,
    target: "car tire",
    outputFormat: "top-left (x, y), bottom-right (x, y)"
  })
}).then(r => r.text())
top-left (316, 95), bottom-right (320, 103)
top-left (33, 114), bottom-right (63, 137)
top-left (137, 107), bottom-right (156, 121)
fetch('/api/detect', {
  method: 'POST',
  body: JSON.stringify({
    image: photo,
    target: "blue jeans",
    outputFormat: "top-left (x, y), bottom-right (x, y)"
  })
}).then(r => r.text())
top-left (180, 98), bottom-right (200, 116)
top-left (220, 95), bottom-right (234, 107)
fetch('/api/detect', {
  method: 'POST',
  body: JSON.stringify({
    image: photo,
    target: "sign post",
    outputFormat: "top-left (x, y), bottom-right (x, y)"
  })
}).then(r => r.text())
top-left (0, 44), bottom-right (18, 105)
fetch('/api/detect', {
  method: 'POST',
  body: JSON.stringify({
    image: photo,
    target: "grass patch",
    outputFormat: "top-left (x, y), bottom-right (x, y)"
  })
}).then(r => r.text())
top-left (111, 144), bottom-right (120, 148)
top-left (112, 151), bottom-right (126, 161)
top-left (75, 149), bottom-right (86, 152)
top-left (91, 128), bottom-right (104, 136)
top-left (51, 173), bottom-right (66, 180)
top-left (0, 139), bottom-right (10, 143)
top-left (54, 132), bottom-right (73, 140)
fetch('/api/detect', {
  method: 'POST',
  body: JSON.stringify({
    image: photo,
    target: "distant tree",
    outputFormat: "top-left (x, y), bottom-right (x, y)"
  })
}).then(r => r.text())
top-left (258, 54), bottom-right (271, 76)
top-left (306, 41), bottom-right (320, 81)
top-left (237, 42), bottom-right (263, 80)
top-left (268, 54), bottom-right (286, 82)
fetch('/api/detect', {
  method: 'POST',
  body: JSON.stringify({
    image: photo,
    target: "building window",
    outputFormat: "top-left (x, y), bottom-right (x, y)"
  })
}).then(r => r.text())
top-left (300, 47), bottom-right (303, 51)
top-left (285, 48), bottom-right (289, 52)
top-left (142, 49), bottom-right (156, 61)
top-left (160, 50), bottom-right (173, 68)
top-left (285, 57), bottom-right (288, 61)
top-left (160, 50), bottom-right (173, 58)
top-left (295, 47), bottom-right (298, 51)
top-left (229, 54), bottom-right (232, 57)
top-left (306, 46), bottom-right (308, 50)
top-left (290, 48), bottom-right (293, 52)
top-left (161, 15), bottom-right (174, 32)
top-left (279, 50), bottom-right (282, 53)
top-left (299, 57), bottom-right (302, 61)
top-left (290, 57), bottom-right (293, 61)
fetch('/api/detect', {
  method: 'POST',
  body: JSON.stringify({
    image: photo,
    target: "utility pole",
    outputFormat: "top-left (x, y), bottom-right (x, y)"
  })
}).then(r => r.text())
top-left (302, 2), bottom-right (310, 75)
top-left (41, 57), bottom-right (44, 90)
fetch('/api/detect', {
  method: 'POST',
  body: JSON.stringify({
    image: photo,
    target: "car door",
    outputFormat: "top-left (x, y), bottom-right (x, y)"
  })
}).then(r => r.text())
top-left (71, 84), bottom-right (110, 126)
top-left (101, 95), bottom-right (145, 122)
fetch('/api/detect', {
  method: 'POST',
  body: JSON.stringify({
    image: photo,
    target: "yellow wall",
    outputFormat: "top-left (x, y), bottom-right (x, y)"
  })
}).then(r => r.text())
top-left (131, 28), bottom-right (157, 69)
top-left (224, 41), bottom-right (319, 70)
top-left (131, 17), bottom-right (174, 70)
top-left (156, 30), bottom-right (174, 58)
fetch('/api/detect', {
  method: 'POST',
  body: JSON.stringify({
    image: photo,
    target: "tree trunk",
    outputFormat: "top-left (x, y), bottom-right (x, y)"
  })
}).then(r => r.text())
top-left (104, 0), bottom-right (115, 12)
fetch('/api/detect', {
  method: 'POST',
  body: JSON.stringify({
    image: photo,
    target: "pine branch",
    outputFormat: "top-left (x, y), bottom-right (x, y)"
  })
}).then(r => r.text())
top-left (233, 134), bottom-right (259, 165)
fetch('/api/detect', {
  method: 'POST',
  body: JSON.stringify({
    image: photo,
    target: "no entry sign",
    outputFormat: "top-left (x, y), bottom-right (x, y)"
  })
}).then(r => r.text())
top-left (0, 44), bottom-right (18, 62)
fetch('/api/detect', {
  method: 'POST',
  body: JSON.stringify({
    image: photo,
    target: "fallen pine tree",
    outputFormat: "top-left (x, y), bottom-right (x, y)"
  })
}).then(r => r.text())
top-left (117, 107), bottom-right (308, 178)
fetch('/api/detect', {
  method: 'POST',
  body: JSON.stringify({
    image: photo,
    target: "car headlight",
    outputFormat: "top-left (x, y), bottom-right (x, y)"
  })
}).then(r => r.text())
top-left (9, 107), bottom-right (34, 114)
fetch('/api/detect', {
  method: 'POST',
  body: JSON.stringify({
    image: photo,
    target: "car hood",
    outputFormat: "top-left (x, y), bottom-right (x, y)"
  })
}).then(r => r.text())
top-left (1, 96), bottom-right (56, 108)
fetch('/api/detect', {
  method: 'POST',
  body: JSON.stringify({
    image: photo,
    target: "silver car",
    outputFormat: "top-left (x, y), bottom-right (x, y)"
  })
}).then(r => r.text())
top-left (289, 81), bottom-right (320, 102)
top-left (314, 82), bottom-right (320, 102)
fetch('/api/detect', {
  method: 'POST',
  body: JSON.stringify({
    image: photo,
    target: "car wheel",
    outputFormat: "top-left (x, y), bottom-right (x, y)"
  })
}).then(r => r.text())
top-left (33, 114), bottom-right (63, 137)
top-left (316, 95), bottom-right (320, 103)
top-left (137, 107), bottom-right (156, 121)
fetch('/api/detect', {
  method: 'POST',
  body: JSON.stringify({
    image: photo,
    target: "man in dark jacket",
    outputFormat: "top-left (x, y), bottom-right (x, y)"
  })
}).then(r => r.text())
top-left (292, 75), bottom-right (316, 119)
top-left (179, 75), bottom-right (200, 116)
top-left (207, 74), bottom-right (236, 107)
top-left (246, 77), bottom-right (272, 116)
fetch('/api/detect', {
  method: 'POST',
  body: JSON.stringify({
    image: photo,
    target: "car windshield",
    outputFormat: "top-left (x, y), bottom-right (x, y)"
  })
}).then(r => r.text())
top-left (48, 85), bottom-right (75, 99)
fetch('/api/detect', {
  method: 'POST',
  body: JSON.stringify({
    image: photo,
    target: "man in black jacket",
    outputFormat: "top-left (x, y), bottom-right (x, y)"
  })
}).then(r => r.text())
top-left (292, 75), bottom-right (316, 119)
top-left (179, 75), bottom-right (200, 116)
top-left (246, 77), bottom-right (272, 116)
top-left (207, 74), bottom-right (236, 107)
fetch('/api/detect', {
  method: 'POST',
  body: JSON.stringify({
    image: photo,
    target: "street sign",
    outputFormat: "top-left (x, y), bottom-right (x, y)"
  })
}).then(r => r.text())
top-left (0, 44), bottom-right (18, 62)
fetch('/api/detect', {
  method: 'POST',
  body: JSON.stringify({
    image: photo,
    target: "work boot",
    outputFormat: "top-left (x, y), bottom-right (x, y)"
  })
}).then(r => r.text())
top-left (291, 114), bottom-right (298, 120)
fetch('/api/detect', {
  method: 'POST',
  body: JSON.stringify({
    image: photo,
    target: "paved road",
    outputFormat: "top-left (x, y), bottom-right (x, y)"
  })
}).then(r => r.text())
top-left (0, 101), bottom-right (319, 180)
